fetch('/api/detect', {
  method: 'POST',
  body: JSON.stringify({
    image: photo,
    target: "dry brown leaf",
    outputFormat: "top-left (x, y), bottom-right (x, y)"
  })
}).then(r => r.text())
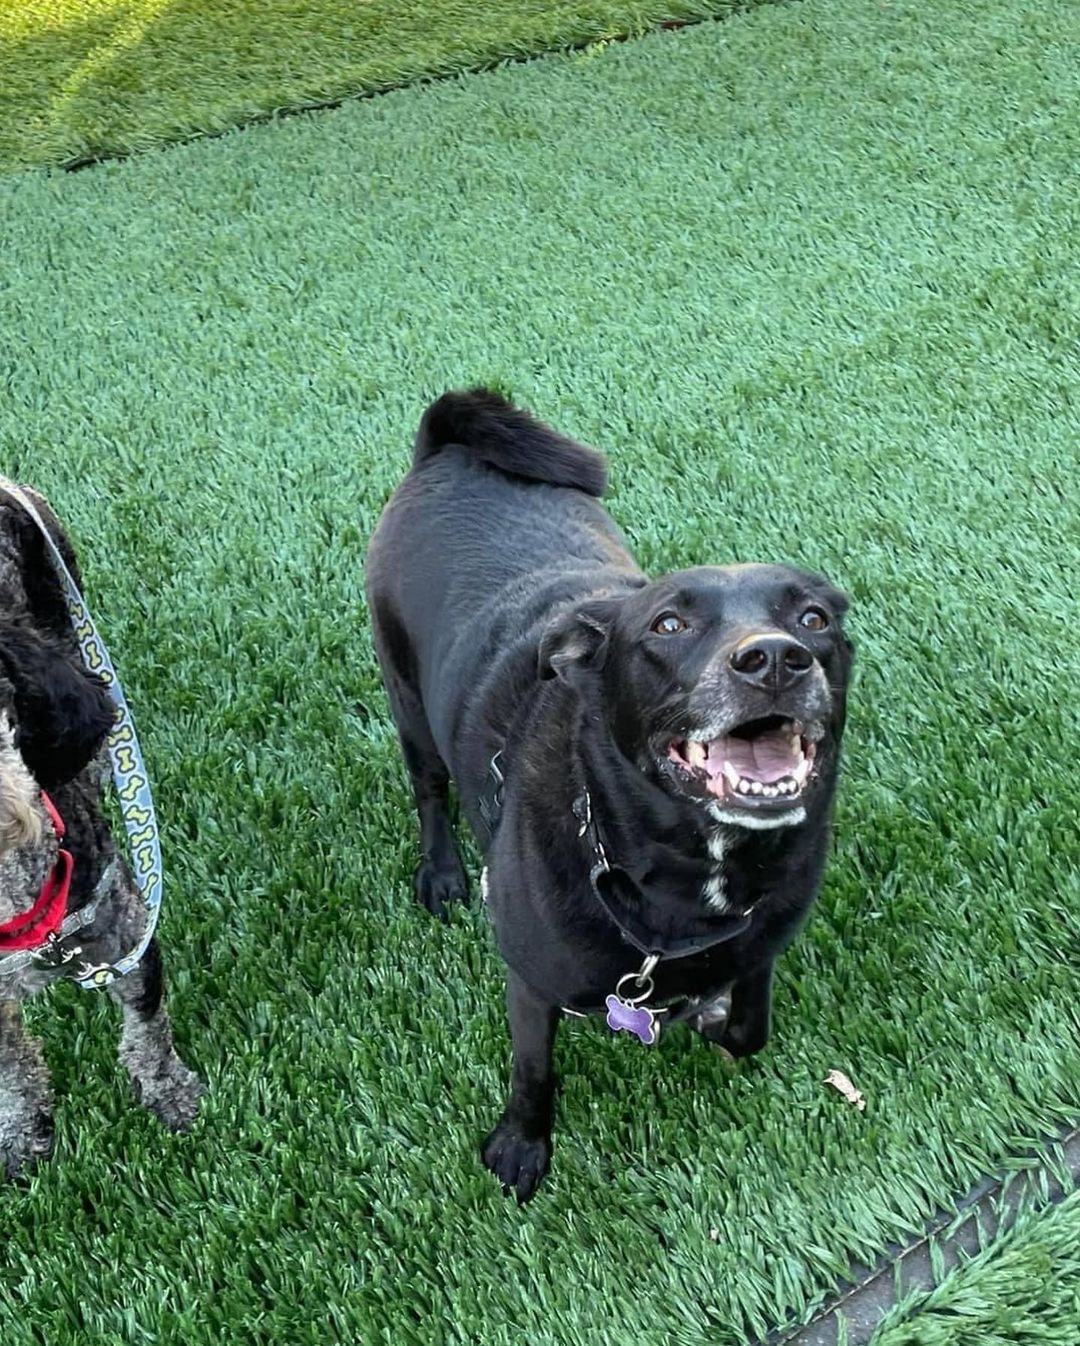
top-left (824, 1069), bottom-right (866, 1111)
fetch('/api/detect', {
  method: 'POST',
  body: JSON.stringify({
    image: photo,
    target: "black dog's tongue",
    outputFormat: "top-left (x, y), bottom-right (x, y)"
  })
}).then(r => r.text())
top-left (716, 727), bottom-right (802, 784)
top-left (675, 724), bottom-right (805, 793)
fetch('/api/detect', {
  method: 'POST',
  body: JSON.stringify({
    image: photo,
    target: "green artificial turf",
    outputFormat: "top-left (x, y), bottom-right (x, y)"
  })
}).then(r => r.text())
top-left (1, 0), bottom-right (1079, 1341)
top-left (0, 0), bottom-right (763, 173)
top-left (869, 1191), bottom-right (1080, 1346)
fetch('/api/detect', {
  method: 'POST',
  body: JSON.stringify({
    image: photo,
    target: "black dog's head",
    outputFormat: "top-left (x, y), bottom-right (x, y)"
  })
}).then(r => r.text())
top-left (0, 623), bottom-right (115, 851)
top-left (540, 565), bottom-right (853, 830)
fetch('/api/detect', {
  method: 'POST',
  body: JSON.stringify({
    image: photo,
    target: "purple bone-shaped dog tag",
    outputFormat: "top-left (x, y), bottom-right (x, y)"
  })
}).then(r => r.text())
top-left (605, 994), bottom-right (660, 1046)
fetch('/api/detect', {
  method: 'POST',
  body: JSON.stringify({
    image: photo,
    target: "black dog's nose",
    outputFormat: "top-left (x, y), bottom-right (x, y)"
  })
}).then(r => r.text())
top-left (730, 634), bottom-right (814, 691)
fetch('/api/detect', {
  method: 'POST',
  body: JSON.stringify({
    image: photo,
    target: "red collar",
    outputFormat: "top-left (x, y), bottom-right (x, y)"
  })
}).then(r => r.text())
top-left (0, 792), bottom-right (74, 952)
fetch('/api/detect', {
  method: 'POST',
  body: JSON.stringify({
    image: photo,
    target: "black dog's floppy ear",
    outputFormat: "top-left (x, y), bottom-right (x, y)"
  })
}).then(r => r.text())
top-left (538, 599), bottom-right (620, 682)
top-left (804, 571), bottom-right (850, 620)
top-left (805, 573), bottom-right (855, 665)
top-left (0, 626), bottom-right (116, 788)
top-left (823, 584), bottom-right (851, 621)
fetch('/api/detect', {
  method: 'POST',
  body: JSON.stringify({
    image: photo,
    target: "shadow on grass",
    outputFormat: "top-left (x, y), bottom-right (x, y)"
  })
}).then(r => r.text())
top-left (1, 0), bottom-right (766, 173)
top-left (0, 5), bottom-right (143, 169)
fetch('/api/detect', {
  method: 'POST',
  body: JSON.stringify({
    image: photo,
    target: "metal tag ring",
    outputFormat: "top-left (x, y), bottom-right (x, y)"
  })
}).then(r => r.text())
top-left (614, 953), bottom-right (660, 1005)
top-left (613, 973), bottom-right (654, 1005)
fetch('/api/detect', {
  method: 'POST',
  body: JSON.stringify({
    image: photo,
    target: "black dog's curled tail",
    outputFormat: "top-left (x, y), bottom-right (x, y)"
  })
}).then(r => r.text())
top-left (413, 388), bottom-right (608, 497)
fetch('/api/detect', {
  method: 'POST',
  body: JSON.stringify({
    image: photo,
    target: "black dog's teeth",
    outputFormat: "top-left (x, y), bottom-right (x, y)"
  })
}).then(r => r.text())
top-left (733, 775), bottom-right (800, 798)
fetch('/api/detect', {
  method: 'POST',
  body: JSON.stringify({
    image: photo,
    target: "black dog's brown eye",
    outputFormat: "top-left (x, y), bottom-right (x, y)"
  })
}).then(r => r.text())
top-left (800, 608), bottom-right (828, 631)
top-left (651, 613), bottom-right (687, 635)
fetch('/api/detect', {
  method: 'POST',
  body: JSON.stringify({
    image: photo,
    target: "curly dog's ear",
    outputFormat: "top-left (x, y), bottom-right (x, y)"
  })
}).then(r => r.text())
top-left (0, 712), bottom-right (46, 853)
top-left (0, 627), bottom-right (116, 788)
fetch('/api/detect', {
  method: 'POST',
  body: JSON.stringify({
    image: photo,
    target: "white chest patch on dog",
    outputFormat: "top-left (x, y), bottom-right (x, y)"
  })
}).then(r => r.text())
top-left (710, 805), bottom-right (807, 831)
top-left (702, 828), bottom-right (728, 912)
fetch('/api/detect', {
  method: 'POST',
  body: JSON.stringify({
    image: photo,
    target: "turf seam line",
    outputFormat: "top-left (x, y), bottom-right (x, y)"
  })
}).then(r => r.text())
top-left (758, 1124), bottom-right (1080, 1346)
top-left (56, 14), bottom-right (712, 174)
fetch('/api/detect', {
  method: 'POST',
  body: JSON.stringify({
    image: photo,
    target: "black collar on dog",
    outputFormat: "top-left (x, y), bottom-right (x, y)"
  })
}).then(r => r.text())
top-left (476, 750), bottom-right (753, 962)
top-left (570, 789), bottom-right (753, 961)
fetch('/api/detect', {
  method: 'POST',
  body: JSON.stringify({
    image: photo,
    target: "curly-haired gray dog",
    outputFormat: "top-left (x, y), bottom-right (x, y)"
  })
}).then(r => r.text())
top-left (0, 488), bottom-right (201, 1176)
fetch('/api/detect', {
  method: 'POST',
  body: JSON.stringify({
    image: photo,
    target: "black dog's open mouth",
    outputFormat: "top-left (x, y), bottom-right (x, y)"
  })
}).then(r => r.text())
top-left (664, 715), bottom-right (817, 812)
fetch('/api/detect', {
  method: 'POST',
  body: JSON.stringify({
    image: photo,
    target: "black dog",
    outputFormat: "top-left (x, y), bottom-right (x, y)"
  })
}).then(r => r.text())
top-left (366, 390), bottom-right (853, 1201)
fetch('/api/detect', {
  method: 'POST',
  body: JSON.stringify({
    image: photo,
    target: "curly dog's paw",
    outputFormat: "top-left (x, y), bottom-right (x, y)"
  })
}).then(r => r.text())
top-left (129, 1057), bottom-right (205, 1132)
top-left (0, 1102), bottom-right (54, 1180)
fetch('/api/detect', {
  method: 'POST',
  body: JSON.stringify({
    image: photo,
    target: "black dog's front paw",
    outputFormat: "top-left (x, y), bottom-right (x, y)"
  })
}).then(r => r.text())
top-left (482, 1118), bottom-right (551, 1204)
top-left (413, 858), bottom-right (468, 922)
top-left (714, 1016), bottom-right (770, 1058)
top-left (710, 966), bottom-right (774, 1058)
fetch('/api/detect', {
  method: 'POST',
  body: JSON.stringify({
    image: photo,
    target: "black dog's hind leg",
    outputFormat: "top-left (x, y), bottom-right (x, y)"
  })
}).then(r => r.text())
top-left (111, 936), bottom-right (203, 1130)
top-left (373, 606), bottom-right (468, 920)
top-left (401, 722), bottom-right (469, 921)
top-left (482, 970), bottom-right (559, 1203)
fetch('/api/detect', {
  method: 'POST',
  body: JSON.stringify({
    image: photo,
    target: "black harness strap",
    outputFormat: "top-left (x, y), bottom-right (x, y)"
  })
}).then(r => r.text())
top-left (476, 751), bottom-right (506, 844)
